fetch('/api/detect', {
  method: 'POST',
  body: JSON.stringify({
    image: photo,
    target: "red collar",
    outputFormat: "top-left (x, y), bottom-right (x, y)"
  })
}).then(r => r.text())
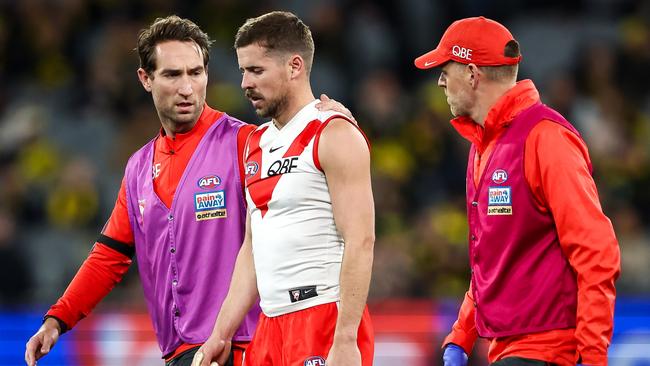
top-left (156, 104), bottom-right (223, 155)
top-left (450, 79), bottom-right (540, 153)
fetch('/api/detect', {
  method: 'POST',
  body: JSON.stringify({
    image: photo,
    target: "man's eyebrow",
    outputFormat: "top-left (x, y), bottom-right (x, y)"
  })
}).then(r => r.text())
top-left (159, 68), bottom-right (181, 75)
top-left (159, 65), bottom-right (204, 75)
top-left (241, 65), bottom-right (262, 71)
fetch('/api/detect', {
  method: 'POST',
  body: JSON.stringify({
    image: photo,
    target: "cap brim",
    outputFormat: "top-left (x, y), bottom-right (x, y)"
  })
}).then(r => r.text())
top-left (414, 48), bottom-right (449, 69)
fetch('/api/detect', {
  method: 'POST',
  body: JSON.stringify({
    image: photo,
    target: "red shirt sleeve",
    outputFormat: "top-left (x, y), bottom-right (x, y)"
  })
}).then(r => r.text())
top-left (46, 178), bottom-right (135, 330)
top-left (442, 283), bottom-right (478, 354)
top-left (525, 120), bottom-right (620, 364)
top-left (101, 178), bottom-right (134, 243)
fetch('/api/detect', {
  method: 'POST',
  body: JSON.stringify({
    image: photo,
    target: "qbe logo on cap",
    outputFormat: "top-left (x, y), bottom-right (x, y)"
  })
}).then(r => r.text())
top-left (452, 45), bottom-right (473, 60)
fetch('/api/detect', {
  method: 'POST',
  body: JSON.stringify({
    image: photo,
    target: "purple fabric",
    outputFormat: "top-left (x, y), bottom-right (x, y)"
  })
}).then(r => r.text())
top-left (124, 113), bottom-right (260, 355)
top-left (465, 103), bottom-right (588, 337)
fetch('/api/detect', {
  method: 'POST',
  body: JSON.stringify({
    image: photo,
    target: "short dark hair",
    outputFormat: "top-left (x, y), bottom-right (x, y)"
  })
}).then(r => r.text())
top-left (234, 11), bottom-right (315, 74)
top-left (137, 15), bottom-right (213, 75)
top-left (482, 40), bottom-right (520, 81)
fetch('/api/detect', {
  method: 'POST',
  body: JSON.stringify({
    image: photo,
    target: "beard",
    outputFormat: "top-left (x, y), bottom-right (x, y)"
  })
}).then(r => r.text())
top-left (246, 89), bottom-right (290, 119)
top-left (157, 100), bottom-right (203, 134)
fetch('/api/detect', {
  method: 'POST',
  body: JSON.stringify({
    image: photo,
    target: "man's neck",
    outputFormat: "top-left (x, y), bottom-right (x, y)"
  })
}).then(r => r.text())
top-left (472, 81), bottom-right (516, 127)
top-left (160, 109), bottom-right (203, 138)
top-left (273, 87), bottom-right (315, 130)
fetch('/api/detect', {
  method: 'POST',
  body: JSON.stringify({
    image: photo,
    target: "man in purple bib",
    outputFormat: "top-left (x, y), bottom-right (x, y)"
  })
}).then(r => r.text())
top-left (25, 15), bottom-right (350, 366)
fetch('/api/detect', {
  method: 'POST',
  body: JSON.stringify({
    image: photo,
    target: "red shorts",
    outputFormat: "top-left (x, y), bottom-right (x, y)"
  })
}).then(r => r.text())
top-left (231, 342), bottom-right (247, 366)
top-left (244, 302), bottom-right (374, 366)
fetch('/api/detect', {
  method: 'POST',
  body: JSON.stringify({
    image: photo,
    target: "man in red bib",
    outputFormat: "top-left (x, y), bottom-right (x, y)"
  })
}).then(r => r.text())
top-left (414, 16), bottom-right (620, 366)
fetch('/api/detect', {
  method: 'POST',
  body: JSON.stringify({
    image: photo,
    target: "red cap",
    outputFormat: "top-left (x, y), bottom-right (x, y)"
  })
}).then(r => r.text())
top-left (414, 16), bottom-right (521, 69)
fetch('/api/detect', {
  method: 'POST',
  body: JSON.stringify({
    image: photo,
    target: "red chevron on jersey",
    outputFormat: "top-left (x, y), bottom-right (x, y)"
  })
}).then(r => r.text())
top-left (246, 120), bottom-right (321, 217)
top-left (245, 126), bottom-right (268, 185)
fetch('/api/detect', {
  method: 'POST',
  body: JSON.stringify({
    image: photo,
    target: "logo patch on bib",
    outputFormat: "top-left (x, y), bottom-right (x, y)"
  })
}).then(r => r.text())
top-left (491, 169), bottom-right (508, 184)
top-left (487, 187), bottom-right (512, 215)
top-left (194, 191), bottom-right (227, 221)
top-left (197, 175), bottom-right (221, 189)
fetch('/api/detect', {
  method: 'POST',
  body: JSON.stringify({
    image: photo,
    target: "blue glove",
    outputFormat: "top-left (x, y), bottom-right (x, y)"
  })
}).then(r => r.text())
top-left (442, 343), bottom-right (468, 366)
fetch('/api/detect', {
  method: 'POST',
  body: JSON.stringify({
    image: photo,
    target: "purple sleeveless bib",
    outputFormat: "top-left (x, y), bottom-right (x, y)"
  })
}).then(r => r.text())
top-left (124, 113), bottom-right (260, 355)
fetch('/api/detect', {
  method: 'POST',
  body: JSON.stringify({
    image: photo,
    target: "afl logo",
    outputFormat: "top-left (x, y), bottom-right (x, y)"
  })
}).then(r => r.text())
top-left (304, 356), bottom-right (326, 366)
top-left (246, 161), bottom-right (259, 177)
top-left (491, 169), bottom-right (508, 184)
top-left (197, 175), bottom-right (221, 189)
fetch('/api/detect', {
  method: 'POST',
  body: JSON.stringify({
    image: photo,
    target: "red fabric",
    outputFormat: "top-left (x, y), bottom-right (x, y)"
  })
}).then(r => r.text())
top-left (47, 105), bottom-right (256, 360)
top-left (445, 80), bottom-right (620, 365)
top-left (164, 343), bottom-right (202, 362)
top-left (312, 116), bottom-right (370, 172)
top-left (163, 342), bottom-right (248, 364)
top-left (152, 107), bottom-right (255, 208)
top-left (101, 178), bottom-right (133, 244)
top-left (442, 284), bottom-right (478, 353)
top-left (46, 244), bottom-right (131, 329)
top-left (245, 121), bottom-right (322, 217)
top-left (244, 302), bottom-right (374, 366)
top-left (102, 110), bottom-right (254, 244)
top-left (152, 106), bottom-right (223, 208)
top-left (414, 16), bottom-right (521, 69)
top-left (237, 125), bottom-right (258, 194)
top-left (232, 342), bottom-right (248, 366)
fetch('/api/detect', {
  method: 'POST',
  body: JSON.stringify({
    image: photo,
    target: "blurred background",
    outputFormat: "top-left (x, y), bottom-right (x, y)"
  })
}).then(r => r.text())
top-left (1, 0), bottom-right (649, 365)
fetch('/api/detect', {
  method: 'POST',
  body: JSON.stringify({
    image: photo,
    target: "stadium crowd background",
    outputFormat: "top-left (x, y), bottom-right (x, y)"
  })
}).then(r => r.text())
top-left (0, 0), bottom-right (649, 364)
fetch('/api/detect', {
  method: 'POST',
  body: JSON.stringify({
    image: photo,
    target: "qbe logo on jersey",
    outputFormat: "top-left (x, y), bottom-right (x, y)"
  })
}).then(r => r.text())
top-left (487, 187), bottom-right (512, 215)
top-left (194, 190), bottom-right (227, 221)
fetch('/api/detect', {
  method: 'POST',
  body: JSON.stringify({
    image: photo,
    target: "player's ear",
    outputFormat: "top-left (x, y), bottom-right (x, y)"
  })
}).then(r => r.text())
top-left (288, 54), bottom-right (304, 79)
top-left (466, 63), bottom-right (481, 89)
top-left (137, 68), bottom-right (153, 92)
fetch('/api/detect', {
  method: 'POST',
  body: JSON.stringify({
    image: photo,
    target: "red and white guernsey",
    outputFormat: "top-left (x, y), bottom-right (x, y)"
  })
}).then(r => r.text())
top-left (244, 100), bottom-right (351, 317)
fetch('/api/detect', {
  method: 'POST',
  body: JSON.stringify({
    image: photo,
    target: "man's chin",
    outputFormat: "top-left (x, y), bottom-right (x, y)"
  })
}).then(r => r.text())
top-left (449, 107), bottom-right (466, 118)
top-left (255, 108), bottom-right (270, 118)
top-left (174, 112), bottom-right (199, 124)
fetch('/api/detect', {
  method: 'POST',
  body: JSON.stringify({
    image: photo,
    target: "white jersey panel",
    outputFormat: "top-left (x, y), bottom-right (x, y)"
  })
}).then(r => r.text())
top-left (244, 100), bottom-right (346, 317)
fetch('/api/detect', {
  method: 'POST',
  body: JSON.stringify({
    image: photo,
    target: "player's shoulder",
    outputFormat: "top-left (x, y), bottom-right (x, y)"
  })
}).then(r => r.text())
top-left (219, 113), bottom-right (253, 129)
top-left (256, 120), bottom-right (274, 131)
top-left (316, 113), bottom-right (369, 150)
top-left (530, 119), bottom-right (582, 146)
top-left (238, 123), bottom-right (258, 136)
top-left (304, 102), bottom-right (347, 124)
